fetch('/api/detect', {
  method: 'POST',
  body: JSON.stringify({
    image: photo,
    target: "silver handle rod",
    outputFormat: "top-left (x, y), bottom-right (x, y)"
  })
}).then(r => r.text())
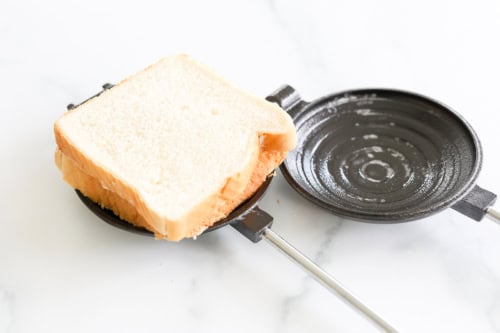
top-left (486, 207), bottom-right (500, 225)
top-left (262, 228), bottom-right (398, 333)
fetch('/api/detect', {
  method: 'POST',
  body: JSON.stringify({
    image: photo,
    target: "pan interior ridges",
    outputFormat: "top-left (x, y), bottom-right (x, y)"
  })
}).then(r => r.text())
top-left (282, 90), bottom-right (479, 221)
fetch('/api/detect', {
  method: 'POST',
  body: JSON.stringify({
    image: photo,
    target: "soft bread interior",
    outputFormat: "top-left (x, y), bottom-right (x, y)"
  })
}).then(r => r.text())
top-left (54, 54), bottom-right (296, 240)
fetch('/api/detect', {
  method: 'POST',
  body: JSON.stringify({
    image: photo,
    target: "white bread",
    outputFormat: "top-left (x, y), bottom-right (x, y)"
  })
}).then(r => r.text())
top-left (55, 148), bottom-right (286, 233)
top-left (54, 54), bottom-right (296, 241)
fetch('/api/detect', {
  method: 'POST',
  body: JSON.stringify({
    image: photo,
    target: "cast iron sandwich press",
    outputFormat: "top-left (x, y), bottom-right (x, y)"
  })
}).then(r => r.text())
top-left (69, 84), bottom-right (500, 333)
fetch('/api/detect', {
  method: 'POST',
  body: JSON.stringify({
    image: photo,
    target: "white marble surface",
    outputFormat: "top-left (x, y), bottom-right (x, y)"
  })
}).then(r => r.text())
top-left (2, 0), bottom-right (500, 332)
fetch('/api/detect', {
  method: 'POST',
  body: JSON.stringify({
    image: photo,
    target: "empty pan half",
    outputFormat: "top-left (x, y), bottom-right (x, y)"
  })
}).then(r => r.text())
top-left (270, 86), bottom-right (500, 224)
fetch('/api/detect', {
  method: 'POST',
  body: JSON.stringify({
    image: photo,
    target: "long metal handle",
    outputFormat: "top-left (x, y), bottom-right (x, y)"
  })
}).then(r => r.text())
top-left (486, 207), bottom-right (500, 225)
top-left (262, 228), bottom-right (398, 333)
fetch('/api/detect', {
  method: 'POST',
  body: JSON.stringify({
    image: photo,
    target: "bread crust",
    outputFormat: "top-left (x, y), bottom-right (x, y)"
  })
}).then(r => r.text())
top-left (55, 144), bottom-right (286, 240)
top-left (55, 149), bottom-right (154, 230)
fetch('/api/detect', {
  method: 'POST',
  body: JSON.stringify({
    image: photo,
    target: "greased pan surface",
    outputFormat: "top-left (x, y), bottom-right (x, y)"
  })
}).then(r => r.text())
top-left (280, 89), bottom-right (482, 222)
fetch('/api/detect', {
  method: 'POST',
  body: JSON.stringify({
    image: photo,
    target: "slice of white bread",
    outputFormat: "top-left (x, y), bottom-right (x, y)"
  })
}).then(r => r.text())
top-left (54, 54), bottom-right (296, 241)
top-left (54, 148), bottom-right (286, 234)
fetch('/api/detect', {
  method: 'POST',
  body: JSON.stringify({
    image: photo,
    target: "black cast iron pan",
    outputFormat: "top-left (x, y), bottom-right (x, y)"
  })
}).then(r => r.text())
top-left (269, 85), bottom-right (500, 225)
top-left (67, 83), bottom-right (500, 333)
top-left (68, 84), bottom-right (397, 333)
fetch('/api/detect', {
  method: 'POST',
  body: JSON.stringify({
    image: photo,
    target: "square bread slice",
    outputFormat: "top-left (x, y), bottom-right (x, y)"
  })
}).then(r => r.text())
top-left (54, 54), bottom-right (296, 241)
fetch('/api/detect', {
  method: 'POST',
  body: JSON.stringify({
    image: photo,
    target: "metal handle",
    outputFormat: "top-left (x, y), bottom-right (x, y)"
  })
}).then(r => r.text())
top-left (486, 207), bottom-right (500, 225)
top-left (452, 185), bottom-right (497, 221)
top-left (262, 228), bottom-right (398, 333)
top-left (266, 85), bottom-right (306, 117)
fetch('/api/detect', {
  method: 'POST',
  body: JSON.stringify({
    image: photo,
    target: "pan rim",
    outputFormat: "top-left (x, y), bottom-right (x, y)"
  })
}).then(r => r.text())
top-left (280, 87), bottom-right (483, 222)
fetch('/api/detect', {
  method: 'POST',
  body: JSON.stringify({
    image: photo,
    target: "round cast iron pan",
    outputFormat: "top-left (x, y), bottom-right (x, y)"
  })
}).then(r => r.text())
top-left (279, 88), bottom-right (482, 222)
